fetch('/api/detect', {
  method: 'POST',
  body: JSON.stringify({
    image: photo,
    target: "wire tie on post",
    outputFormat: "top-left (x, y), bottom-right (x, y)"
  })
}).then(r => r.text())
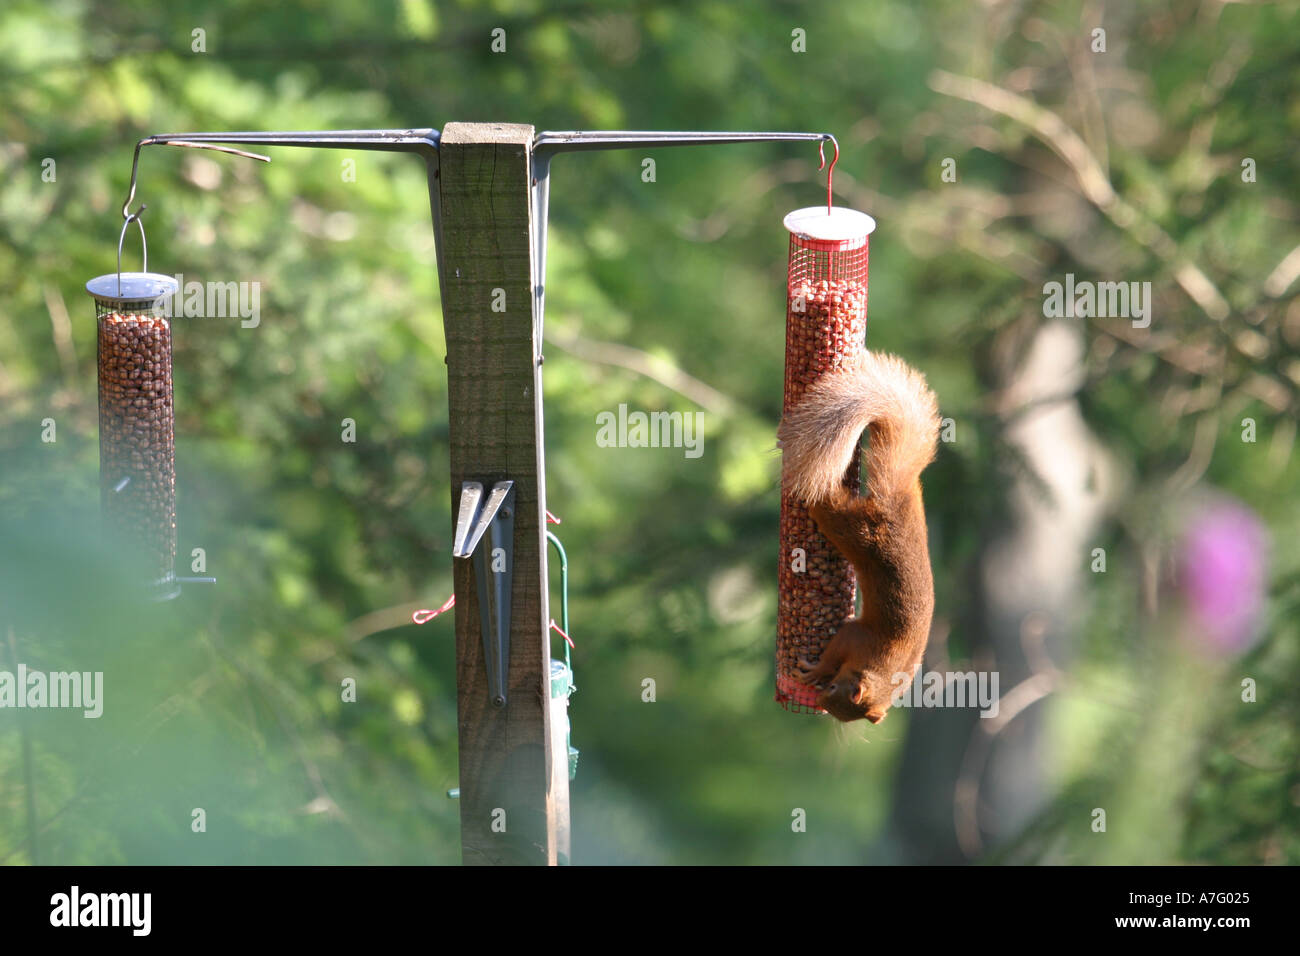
top-left (412, 593), bottom-right (455, 625)
top-left (549, 619), bottom-right (575, 648)
top-left (411, 597), bottom-right (574, 649)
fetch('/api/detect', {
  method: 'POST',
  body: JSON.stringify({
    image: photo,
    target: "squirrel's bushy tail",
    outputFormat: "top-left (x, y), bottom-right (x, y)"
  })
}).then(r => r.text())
top-left (778, 350), bottom-right (940, 504)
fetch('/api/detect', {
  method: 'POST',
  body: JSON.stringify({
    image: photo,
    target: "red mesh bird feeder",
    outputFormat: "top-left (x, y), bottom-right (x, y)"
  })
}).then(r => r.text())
top-left (776, 204), bottom-right (876, 713)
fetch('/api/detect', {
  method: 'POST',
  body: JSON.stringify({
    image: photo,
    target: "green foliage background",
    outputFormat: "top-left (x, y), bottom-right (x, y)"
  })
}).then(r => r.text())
top-left (1, 0), bottom-right (1297, 864)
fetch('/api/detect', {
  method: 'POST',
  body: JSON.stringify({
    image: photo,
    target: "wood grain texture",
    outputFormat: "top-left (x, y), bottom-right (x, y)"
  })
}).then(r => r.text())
top-left (440, 122), bottom-right (560, 865)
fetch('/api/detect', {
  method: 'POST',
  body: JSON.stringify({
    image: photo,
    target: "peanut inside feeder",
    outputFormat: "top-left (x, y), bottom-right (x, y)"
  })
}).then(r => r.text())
top-left (87, 270), bottom-right (180, 601)
top-left (776, 205), bottom-right (875, 713)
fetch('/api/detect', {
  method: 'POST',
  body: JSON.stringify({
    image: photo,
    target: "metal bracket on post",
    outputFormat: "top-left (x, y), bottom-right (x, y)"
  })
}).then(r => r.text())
top-left (452, 480), bottom-right (516, 708)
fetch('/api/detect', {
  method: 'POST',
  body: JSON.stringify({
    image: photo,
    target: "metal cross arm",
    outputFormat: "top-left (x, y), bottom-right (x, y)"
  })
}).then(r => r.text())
top-left (124, 129), bottom-right (449, 301)
top-left (529, 130), bottom-right (838, 333)
top-left (127, 127), bottom-right (838, 334)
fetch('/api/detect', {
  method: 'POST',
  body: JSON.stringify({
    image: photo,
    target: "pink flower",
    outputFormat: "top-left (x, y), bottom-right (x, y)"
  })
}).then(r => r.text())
top-left (1177, 497), bottom-right (1269, 655)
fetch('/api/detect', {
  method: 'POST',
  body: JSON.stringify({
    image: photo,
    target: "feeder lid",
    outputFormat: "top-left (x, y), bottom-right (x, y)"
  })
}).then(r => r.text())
top-left (783, 206), bottom-right (876, 244)
top-left (85, 271), bottom-right (178, 306)
top-left (550, 658), bottom-right (573, 699)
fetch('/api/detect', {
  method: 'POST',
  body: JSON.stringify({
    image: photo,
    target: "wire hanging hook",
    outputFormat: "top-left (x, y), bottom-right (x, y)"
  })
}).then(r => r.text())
top-left (817, 134), bottom-right (839, 215)
top-left (121, 137), bottom-right (271, 223)
top-left (121, 139), bottom-right (148, 223)
top-left (116, 207), bottom-right (149, 296)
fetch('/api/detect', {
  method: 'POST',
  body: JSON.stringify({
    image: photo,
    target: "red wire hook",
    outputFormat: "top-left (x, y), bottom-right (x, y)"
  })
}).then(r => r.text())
top-left (412, 593), bottom-right (455, 624)
top-left (549, 619), bottom-right (575, 648)
top-left (817, 135), bottom-right (839, 215)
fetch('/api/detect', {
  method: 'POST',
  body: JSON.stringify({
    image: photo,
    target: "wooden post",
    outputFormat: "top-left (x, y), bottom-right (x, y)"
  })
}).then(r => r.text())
top-left (439, 123), bottom-right (566, 865)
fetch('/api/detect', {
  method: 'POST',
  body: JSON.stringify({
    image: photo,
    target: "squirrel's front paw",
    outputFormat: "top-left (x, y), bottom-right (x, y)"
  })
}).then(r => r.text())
top-left (795, 656), bottom-right (831, 687)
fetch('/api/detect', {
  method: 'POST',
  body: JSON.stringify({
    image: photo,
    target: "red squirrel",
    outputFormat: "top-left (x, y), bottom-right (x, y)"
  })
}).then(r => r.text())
top-left (777, 350), bottom-right (940, 723)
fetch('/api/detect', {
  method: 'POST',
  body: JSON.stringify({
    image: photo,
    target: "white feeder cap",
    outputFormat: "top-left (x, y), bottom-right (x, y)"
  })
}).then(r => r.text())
top-left (85, 271), bottom-right (178, 306)
top-left (783, 206), bottom-right (876, 242)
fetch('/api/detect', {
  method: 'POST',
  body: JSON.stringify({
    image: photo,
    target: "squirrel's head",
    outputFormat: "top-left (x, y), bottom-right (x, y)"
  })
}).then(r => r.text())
top-left (817, 667), bottom-right (894, 724)
top-left (818, 651), bottom-right (924, 724)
